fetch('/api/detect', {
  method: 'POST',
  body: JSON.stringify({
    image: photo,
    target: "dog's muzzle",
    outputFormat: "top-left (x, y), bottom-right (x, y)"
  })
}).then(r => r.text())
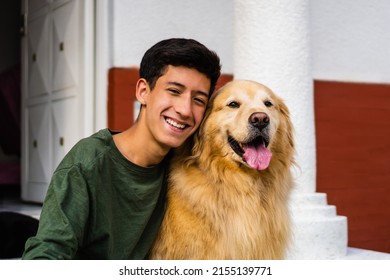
top-left (228, 112), bottom-right (272, 171)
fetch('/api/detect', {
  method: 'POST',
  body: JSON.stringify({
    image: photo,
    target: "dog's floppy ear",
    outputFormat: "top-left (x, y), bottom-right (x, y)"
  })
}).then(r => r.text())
top-left (189, 113), bottom-right (208, 162)
top-left (275, 96), bottom-right (295, 166)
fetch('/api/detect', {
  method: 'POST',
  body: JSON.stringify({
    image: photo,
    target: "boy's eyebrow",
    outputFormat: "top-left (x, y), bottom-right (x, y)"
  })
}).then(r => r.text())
top-left (167, 81), bottom-right (185, 88)
top-left (167, 81), bottom-right (209, 99)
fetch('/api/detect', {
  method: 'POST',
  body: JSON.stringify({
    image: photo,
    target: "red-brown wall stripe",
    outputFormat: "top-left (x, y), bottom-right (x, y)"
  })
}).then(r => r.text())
top-left (315, 80), bottom-right (390, 253)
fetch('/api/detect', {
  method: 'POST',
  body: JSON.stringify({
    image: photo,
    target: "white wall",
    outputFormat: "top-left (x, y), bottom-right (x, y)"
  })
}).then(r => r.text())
top-left (310, 0), bottom-right (390, 84)
top-left (107, 0), bottom-right (390, 84)
top-left (110, 0), bottom-right (234, 74)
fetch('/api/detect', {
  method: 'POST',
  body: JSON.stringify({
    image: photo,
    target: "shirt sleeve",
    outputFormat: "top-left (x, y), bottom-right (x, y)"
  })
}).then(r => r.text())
top-left (22, 165), bottom-right (90, 259)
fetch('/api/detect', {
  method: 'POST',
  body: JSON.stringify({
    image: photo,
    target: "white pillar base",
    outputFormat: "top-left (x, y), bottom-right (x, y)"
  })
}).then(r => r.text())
top-left (286, 192), bottom-right (348, 259)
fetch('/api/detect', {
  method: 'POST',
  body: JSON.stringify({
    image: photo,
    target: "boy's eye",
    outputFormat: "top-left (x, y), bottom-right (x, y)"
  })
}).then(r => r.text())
top-left (168, 88), bottom-right (181, 94)
top-left (194, 98), bottom-right (207, 106)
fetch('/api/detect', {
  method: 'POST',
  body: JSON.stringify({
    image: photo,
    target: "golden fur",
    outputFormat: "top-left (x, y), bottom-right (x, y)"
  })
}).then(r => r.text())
top-left (149, 80), bottom-right (295, 259)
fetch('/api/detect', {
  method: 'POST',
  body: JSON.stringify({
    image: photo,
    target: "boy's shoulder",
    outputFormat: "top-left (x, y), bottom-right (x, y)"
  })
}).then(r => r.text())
top-left (77, 128), bottom-right (112, 147)
top-left (69, 128), bottom-right (112, 154)
top-left (56, 128), bottom-right (115, 171)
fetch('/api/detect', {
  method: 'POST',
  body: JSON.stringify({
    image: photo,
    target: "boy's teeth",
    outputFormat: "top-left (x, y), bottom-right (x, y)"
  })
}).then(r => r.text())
top-left (166, 118), bottom-right (185, 129)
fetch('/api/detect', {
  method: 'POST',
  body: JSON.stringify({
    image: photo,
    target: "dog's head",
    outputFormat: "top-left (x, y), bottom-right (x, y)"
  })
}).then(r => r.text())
top-left (191, 80), bottom-right (294, 172)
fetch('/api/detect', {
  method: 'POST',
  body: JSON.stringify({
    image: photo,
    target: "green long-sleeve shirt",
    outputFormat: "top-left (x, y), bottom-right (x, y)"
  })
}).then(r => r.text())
top-left (23, 129), bottom-right (168, 259)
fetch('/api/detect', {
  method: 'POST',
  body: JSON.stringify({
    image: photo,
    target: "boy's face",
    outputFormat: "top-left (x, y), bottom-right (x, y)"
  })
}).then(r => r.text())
top-left (141, 65), bottom-right (211, 150)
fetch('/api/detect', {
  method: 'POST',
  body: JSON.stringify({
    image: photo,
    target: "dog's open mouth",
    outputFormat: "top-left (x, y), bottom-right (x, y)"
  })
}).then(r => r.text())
top-left (228, 135), bottom-right (272, 171)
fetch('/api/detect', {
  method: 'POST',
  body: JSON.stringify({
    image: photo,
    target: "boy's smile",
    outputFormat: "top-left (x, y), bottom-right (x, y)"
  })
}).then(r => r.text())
top-left (165, 117), bottom-right (187, 131)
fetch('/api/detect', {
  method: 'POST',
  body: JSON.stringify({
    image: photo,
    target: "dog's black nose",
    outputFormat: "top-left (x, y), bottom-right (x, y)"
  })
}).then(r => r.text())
top-left (249, 112), bottom-right (269, 130)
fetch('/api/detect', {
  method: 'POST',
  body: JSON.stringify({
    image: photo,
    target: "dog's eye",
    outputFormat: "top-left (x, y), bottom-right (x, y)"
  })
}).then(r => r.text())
top-left (264, 100), bottom-right (273, 107)
top-left (227, 101), bottom-right (240, 108)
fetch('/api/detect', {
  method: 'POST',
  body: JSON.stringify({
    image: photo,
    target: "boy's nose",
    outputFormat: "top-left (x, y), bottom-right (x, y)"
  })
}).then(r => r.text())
top-left (175, 96), bottom-right (192, 117)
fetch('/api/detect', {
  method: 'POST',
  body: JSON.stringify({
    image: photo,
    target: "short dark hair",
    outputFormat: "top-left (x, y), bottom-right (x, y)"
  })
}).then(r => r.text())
top-left (140, 38), bottom-right (221, 95)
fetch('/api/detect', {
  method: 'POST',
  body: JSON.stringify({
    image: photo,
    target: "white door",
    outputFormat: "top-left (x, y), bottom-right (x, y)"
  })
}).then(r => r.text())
top-left (21, 0), bottom-right (94, 203)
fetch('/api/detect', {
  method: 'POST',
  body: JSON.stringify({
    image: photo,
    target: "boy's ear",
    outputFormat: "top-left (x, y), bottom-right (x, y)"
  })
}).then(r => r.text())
top-left (135, 79), bottom-right (150, 105)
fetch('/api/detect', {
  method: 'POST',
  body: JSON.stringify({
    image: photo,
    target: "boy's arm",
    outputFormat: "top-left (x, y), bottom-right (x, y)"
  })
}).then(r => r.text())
top-left (22, 166), bottom-right (89, 259)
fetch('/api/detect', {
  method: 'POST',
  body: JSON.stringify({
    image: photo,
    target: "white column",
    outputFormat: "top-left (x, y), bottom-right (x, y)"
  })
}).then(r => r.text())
top-left (234, 0), bottom-right (347, 259)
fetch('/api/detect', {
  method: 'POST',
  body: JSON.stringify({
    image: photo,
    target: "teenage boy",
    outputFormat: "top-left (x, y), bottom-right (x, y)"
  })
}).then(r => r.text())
top-left (23, 38), bottom-right (221, 259)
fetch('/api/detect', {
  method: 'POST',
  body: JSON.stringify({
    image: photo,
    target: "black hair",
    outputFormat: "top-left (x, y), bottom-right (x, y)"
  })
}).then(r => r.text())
top-left (140, 38), bottom-right (221, 95)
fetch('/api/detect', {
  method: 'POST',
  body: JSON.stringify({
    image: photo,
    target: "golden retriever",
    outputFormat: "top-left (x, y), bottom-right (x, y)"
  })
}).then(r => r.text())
top-left (149, 80), bottom-right (295, 259)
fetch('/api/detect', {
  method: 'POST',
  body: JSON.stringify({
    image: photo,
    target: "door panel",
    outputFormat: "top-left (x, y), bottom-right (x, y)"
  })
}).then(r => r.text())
top-left (28, 0), bottom-right (48, 15)
top-left (52, 0), bottom-right (79, 92)
top-left (52, 95), bottom-right (80, 168)
top-left (28, 13), bottom-right (50, 97)
top-left (27, 103), bottom-right (51, 183)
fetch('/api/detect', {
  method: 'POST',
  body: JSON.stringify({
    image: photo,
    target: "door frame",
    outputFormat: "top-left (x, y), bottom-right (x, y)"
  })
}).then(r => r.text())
top-left (94, 0), bottom-right (110, 131)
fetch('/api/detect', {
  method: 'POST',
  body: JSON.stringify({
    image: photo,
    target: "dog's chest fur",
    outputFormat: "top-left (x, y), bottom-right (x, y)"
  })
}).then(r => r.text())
top-left (150, 162), bottom-right (289, 259)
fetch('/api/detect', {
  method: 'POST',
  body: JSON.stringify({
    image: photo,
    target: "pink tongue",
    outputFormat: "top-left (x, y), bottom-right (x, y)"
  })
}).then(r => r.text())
top-left (243, 144), bottom-right (272, 171)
